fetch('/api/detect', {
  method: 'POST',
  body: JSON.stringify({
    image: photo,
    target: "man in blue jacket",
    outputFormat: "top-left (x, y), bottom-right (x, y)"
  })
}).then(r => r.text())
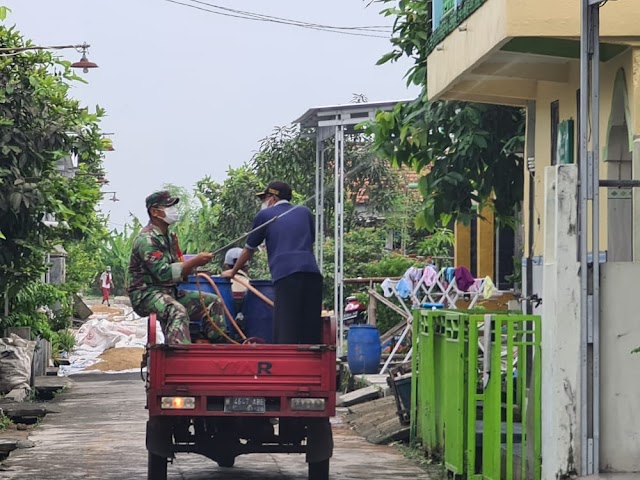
top-left (222, 181), bottom-right (323, 344)
top-left (222, 181), bottom-right (332, 477)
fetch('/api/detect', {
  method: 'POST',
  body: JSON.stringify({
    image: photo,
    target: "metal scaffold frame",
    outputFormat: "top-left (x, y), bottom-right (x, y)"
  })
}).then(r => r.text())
top-left (294, 100), bottom-right (408, 356)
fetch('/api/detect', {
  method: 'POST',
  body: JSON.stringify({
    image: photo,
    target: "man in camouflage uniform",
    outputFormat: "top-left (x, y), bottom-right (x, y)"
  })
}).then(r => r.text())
top-left (127, 191), bottom-right (227, 344)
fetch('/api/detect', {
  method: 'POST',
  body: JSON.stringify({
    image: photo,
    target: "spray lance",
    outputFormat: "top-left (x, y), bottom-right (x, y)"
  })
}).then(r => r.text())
top-left (209, 194), bottom-right (317, 258)
top-left (208, 159), bottom-right (375, 257)
top-left (196, 162), bottom-right (376, 343)
top-left (194, 193), bottom-right (320, 344)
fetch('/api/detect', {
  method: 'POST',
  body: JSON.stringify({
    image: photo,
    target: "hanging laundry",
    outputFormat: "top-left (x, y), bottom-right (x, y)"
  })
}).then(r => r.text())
top-left (421, 265), bottom-right (438, 287)
top-left (482, 276), bottom-right (497, 299)
top-left (395, 278), bottom-right (412, 299)
top-left (445, 267), bottom-right (455, 284)
top-left (402, 266), bottom-right (423, 291)
top-left (380, 278), bottom-right (395, 298)
top-left (454, 266), bottom-right (475, 292)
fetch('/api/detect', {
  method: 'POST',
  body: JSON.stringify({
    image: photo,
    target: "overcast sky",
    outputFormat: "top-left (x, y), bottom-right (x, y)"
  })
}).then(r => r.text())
top-left (4, 0), bottom-right (417, 230)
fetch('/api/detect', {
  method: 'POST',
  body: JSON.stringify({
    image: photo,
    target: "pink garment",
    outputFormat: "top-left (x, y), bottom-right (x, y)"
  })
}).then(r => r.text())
top-left (421, 265), bottom-right (438, 287)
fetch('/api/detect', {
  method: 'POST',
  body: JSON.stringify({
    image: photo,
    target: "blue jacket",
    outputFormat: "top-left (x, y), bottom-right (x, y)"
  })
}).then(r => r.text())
top-left (245, 202), bottom-right (321, 282)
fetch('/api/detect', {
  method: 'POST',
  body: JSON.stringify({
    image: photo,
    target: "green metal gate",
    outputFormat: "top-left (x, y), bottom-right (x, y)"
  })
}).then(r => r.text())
top-left (411, 309), bottom-right (541, 479)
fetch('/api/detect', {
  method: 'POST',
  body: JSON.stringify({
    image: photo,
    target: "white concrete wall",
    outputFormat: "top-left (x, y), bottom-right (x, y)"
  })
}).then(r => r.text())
top-left (600, 263), bottom-right (640, 472)
top-left (542, 165), bottom-right (582, 478)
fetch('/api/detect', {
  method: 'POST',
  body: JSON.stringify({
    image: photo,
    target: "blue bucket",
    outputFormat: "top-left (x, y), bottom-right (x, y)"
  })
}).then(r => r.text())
top-left (178, 275), bottom-right (236, 332)
top-left (347, 325), bottom-right (382, 375)
top-left (241, 280), bottom-right (275, 343)
top-left (421, 303), bottom-right (444, 309)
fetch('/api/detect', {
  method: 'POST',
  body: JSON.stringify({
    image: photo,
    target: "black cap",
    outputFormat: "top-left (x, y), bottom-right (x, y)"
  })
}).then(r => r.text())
top-left (145, 191), bottom-right (179, 209)
top-left (256, 181), bottom-right (292, 201)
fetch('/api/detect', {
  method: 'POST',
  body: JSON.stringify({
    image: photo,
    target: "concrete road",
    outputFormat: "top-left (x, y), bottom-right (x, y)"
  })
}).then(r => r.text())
top-left (0, 373), bottom-right (432, 479)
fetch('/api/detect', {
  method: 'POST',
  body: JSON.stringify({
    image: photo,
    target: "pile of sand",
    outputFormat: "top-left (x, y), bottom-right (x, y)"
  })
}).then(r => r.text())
top-left (90, 305), bottom-right (124, 316)
top-left (84, 347), bottom-right (144, 372)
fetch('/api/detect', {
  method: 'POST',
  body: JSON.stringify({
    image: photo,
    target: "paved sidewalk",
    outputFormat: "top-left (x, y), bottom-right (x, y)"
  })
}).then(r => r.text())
top-left (0, 373), bottom-right (433, 479)
top-left (578, 475), bottom-right (640, 479)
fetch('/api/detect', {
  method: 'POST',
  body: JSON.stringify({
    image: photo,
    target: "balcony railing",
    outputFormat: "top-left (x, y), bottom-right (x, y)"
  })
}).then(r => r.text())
top-left (434, 0), bottom-right (458, 29)
top-left (428, 0), bottom-right (488, 54)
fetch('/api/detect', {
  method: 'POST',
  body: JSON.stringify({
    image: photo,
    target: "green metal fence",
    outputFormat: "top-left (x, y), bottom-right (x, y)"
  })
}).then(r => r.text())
top-left (411, 309), bottom-right (541, 479)
top-left (410, 311), bottom-right (467, 473)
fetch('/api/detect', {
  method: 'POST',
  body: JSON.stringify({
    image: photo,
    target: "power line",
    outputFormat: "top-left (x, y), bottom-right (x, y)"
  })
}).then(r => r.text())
top-left (166, 0), bottom-right (390, 38)
top-left (164, 0), bottom-right (391, 39)
top-left (187, 0), bottom-right (390, 32)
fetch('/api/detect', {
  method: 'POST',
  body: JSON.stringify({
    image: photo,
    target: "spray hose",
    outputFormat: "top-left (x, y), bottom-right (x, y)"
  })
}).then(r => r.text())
top-left (194, 272), bottom-right (246, 344)
top-left (193, 272), bottom-right (272, 345)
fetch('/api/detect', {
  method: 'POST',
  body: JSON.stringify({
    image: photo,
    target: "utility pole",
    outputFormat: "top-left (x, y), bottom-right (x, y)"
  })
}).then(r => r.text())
top-left (580, 4), bottom-right (640, 471)
top-left (580, 0), bottom-right (602, 474)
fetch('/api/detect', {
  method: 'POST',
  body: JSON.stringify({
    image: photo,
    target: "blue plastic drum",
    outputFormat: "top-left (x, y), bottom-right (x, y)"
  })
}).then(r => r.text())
top-left (347, 325), bottom-right (382, 375)
top-left (178, 275), bottom-right (236, 332)
top-left (241, 280), bottom-right (275, 343)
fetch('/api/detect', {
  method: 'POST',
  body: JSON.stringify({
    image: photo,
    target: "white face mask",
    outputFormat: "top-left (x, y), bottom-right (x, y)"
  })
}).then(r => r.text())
top-left (260, 200), bottom-right (270, 210)
top-left (162, 205), bottom-right (181, 225)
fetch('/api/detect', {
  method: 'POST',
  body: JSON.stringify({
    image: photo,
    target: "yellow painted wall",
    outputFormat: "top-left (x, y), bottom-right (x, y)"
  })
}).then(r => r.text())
top-left (427, 0), bottom-right (509, 100)
top-left (506, 0), bottom-right (640, 38)
top-left (477, 206), bottom-right (495, 278)
top-left (454, 222), bottom-right (471, 268)
top-left (427, 0), bottom-right (640, 100)
top-left (525, 50), bottom-right (636, 256)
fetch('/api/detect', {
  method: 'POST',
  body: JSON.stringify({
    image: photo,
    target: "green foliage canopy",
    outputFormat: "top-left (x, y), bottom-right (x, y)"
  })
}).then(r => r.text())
top-left (0, 23), bottom-right (106, 309)
top-left (366, 0), bottom-right (525, 230)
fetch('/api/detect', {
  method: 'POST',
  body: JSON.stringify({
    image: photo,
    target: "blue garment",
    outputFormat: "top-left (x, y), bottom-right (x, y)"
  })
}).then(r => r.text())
top-left (445, 267), bottom-right (455, 283)
top-left (245, 202), bottom-right (320, 282)
top-left (396, 278), bottom-right (412, 299)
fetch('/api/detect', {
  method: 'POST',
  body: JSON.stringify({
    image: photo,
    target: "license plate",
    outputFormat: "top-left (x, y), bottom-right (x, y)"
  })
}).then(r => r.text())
top-left (224, 397), bottom-right (266, 413)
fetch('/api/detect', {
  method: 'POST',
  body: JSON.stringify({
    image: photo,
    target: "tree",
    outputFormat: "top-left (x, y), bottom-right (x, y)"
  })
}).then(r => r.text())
top-left (252, 125), bottom-right (317, 201)
top-left (98, 218), bottom-right (143, 296)
top-left (367, 0), bottom-right (525, 230)
top-left (159, 172), bottom-right (269, 276)
top-left (0, 22), bottom-right (106, 313)
top-left (195, 167), bottom-right (262, 250)
top-left (252, 124), bottom-right (401, 233)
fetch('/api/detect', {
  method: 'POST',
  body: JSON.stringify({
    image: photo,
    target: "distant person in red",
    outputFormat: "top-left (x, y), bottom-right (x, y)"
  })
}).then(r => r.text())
top-left (100, 266), bottom-right (114, 307)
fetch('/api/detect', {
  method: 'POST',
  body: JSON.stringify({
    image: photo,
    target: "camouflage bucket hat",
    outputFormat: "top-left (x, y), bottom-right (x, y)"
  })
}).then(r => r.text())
top-left (145, 191), bottom-right (179, 210)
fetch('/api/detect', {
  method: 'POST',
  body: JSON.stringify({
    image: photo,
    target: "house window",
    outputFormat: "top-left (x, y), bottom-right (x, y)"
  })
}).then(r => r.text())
top-left (550, 100), bottom-right (560, 166)
top-left (576, 89), bottom-right (581, 165)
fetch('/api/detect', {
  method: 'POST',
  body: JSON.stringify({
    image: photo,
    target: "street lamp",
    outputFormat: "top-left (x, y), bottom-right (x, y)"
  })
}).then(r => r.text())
top-left (70, 43), bottom-right (98, 73)
top-left (0, 42), bottom-right (98, 72)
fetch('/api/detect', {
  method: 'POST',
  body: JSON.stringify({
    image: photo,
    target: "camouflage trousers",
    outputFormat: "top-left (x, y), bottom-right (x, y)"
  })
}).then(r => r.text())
top-left (130, 288), bottom-right (227, 345)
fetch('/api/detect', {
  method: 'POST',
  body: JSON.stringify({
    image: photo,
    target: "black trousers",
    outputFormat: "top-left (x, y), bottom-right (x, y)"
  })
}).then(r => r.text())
top-left (273, 272), bottom-right (323, 344)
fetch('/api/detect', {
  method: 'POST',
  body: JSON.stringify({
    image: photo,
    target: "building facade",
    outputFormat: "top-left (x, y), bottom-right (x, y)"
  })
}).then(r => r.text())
top-left (424, 0), bottom-right (640, 476)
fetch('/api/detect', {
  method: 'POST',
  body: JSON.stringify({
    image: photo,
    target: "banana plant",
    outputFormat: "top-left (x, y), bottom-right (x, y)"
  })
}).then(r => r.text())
top-left (97, 217), bottom-right (141, 295)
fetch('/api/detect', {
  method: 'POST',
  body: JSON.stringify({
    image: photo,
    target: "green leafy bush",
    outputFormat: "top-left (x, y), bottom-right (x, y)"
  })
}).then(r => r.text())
top-left (363, 254), bottom-right (415, 278)
top-left (3, 282), bottom-right (72, 340)
top-left (51, 329), bottom-right (76, 356)
top-left (416, 228), bottom-right (454, 265)
top-left (0, 413), bottom-right (13, 431)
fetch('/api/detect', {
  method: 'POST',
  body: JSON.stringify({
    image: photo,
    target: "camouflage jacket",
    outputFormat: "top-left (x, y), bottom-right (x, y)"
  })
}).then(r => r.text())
top-left (127, 223), bottom-right (184, 295)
